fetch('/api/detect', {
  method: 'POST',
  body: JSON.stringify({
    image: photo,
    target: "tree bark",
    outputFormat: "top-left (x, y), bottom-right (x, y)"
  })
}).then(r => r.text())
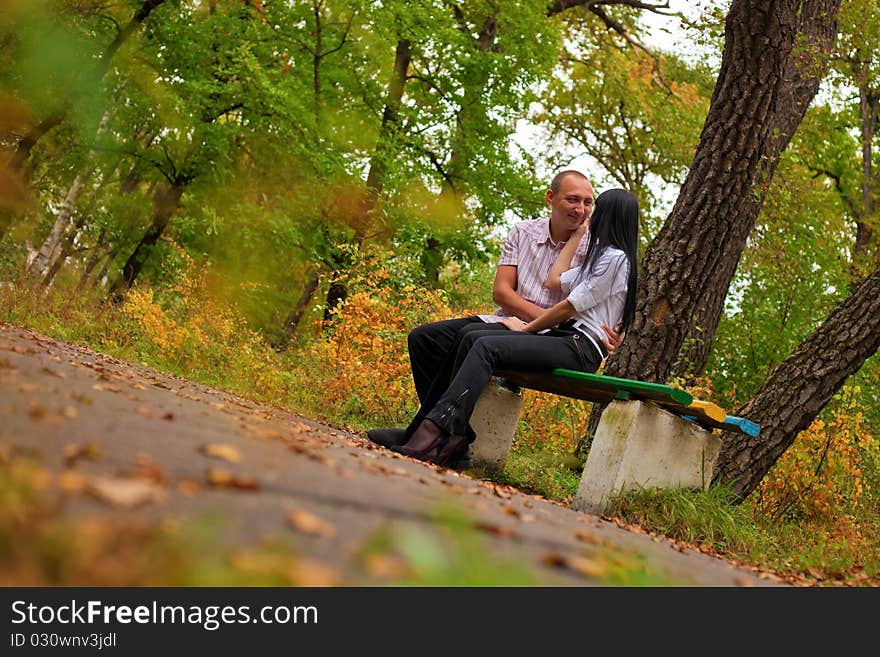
top-left (365, 39), bottom-right (411, 198)
top-left (674, 0), bottom-right (845, 379)
top-left (27, 171), bottom-right (86, 279)
top-left (75, 231), bottom-right (109, 293)
top-left (108, 181), bottom-right (185, 300)
top-left (282, 270), bottom-right (321, 343)
top-left (586, 0), bottom-right (842, 436)
top-left (712, 261), bottom-right (880, 499)
top-left (317, 39), bottom-right (411, 326)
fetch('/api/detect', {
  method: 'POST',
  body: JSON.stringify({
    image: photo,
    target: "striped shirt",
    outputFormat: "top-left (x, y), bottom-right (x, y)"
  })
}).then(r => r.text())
top-left (478, 218), bottom-right (589, 322)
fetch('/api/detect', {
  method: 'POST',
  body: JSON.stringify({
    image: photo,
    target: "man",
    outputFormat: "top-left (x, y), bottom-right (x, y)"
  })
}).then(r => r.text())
top-left (368, 170), bottom-right (616, 467)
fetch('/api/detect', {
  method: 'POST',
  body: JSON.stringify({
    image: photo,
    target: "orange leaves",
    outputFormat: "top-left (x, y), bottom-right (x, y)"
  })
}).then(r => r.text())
top-left (542, 553), bottom-right (607, 580)
top-left (199, 443), bottom-right (242, 464)
top-left (206, 468), bottom-right (259, 491)
top-left (287, 509), bottom-right (336, 539)
top-left (756, 400), bottom-right (878, 523)
top-left (85, 476), bottom-right (168, 508)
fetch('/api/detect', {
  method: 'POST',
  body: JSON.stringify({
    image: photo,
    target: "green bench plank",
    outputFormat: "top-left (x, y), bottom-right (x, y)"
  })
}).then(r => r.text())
top-left (495, 369), bottom-right (760, 437)
top-left (495, 369), bottom-right (692, 406)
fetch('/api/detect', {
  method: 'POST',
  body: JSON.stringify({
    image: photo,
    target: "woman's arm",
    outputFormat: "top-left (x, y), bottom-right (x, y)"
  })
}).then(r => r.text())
top-left (500, 298), bottom-right (577, 333)
top-left (544, 222), bottom-right (588, 293)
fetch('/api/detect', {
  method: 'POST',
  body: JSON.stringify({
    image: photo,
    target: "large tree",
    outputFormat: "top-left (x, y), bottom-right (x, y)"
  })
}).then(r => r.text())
top-left (604, 0), bottom-right (843, 389)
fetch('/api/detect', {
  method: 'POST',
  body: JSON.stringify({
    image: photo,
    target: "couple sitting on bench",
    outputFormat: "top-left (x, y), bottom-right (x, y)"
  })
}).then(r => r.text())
top-left (367, 171), bottom-right (638, 469)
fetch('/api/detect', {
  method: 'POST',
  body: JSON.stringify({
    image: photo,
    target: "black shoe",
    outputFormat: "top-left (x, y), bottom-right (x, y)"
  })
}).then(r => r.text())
top-left (391, 420), bottom-right (446, 461)
top-left (366, 427), bottom-right (408, 448)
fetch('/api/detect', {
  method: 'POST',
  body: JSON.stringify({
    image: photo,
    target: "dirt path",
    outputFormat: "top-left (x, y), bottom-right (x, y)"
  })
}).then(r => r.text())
top-left (0, 322), bottom-right (786, 586)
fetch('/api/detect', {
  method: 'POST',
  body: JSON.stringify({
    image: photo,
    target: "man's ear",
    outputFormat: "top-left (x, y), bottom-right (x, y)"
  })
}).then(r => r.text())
top-left (545, 189), bottom-right (553, 206)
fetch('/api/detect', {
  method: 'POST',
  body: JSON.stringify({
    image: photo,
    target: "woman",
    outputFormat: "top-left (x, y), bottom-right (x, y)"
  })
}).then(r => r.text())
top-left (393, 188), bottom-right (639, 467)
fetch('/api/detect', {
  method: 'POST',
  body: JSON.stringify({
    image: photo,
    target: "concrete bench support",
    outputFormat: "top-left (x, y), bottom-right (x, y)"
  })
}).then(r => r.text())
top-left (573, 400), bottom-right (721, 515)
top-left (469, 380), bottom-right (525, 473)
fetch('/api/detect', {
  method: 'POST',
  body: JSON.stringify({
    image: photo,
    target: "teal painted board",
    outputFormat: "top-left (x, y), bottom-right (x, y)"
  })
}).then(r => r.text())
top-left (724, 415), bottom-right (760, 437)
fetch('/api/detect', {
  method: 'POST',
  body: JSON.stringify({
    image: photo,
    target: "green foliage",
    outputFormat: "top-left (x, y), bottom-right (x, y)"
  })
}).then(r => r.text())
top-left (707, 154), bottom-right (853, 405)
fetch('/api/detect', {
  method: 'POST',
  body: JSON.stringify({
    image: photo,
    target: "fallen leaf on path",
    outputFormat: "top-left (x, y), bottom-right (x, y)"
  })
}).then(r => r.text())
top-left (27, 405), bottom-right (57, 423)
top-left (734, 576), bottom-right (756, 587)
top-left (575, 530), bottom-right (610, 547)
top-left (57, 470), bottom-right (89, 492)
top-left (6, 344), bottom-right (38, 354)
top-left (199, 443), bottom-right (242, 463)
top-left (61, 406), bottom-right (78, 418)
top-left (92, 383), bottom-right (122, 393)
top-left (206, 468), bottom-right (259, 491)
top-left (63, 442), bottom-right (101, 466)
top-left (135, 406), bottom-right (174, 420)
top-left (71, 393), bottom-right (93, 405)
top-left (475, 522), bottom-right (513, 537)
top-left (361, 461), bottom-right (407, 477)
top-left (289, 442), bottom-right (334, 466)
top-left (41, 367), bottom-right (66, 378)
top-left (130, 383), bottom-right (146, 390)
top-left (131, 454), bottom-right (167, 483)
top-left (86, 476), bottom-right (168, 508)
top-left (177, 480), bottom-right (202, 495)
top-left (246, 425), bottom-right (287, 441)
top-left (363, 554), bottom-right (412, 580)
top-left (287, 509), bottom-right (336, 539)
top-left (0, 356), bottom-right (13, 368)
top-left (287, 559), bottom-right (342, 586)
top-left (542, 553), bottom-right (607, 580)
top-left (492, 486), bottom-right (511, 499)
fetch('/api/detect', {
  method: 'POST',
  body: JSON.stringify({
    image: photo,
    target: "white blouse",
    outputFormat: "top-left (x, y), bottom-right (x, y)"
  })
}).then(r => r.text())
top-left (560, 247), bottom-right (629, 356)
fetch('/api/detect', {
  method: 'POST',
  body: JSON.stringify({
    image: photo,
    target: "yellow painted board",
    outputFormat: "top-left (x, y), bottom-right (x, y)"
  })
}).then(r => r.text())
top-left (686, 400), bottom-right (727, 423)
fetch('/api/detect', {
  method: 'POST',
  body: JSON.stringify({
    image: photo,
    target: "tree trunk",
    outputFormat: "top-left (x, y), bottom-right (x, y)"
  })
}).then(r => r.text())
top-left (318, 39), bottom-right (411, 326)
top-left (41, 211), bottom-right (88, 289)
top-left (365, 39), bottom-right (411, 198)
top-left (282, 270), bottom-right (321, 344)
top-left (108, 181), bottom-right (185, 300)
top-left (27, 171), bottom-right (86, 279)
top-left (91, 244), bottom-right (120, 291)
top-left (712, 261), bottom-right (880, 500)
top-left (323, 280), bottom-right (348, 326)
top-left (586, 0), bottom-right (842, 434)
top-left (76, 231), bottom-right (109, 293)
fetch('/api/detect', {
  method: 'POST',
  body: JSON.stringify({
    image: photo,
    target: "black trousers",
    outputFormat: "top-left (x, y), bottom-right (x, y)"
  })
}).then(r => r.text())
top-left (406, 317), bottom-right (510, 440)
top-left (419, 327), bottom-right (603, 440)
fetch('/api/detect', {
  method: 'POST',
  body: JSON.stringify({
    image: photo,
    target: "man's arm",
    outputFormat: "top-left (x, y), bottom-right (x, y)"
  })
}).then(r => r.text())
top-left (492, 265), bottom-right (545, 321)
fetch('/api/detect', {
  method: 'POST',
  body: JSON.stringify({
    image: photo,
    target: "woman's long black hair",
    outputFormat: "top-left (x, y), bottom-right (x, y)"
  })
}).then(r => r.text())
top-left (580, 188), bottom-right (639, 331)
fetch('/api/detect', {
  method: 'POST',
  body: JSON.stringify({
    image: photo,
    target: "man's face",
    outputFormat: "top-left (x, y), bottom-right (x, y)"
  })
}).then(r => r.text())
top-left (546, 175), bottom-right (594, 234)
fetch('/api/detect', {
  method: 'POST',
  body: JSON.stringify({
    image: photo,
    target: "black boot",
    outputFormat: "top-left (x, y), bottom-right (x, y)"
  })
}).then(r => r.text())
top-left (391, 419), bottom-right (446, 462)
top-left (366, 427), bottom-right (408, 448)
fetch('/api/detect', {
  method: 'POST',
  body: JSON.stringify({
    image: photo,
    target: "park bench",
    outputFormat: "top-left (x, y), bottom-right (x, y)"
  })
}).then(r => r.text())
top-left (467, 369), bottom-right (760, 514)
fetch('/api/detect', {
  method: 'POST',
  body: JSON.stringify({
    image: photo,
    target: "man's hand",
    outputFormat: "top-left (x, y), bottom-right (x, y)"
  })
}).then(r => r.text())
top-left (501, 317), bottom-right (528, 332)
top-left (601, 323), bottom-right (625, 354)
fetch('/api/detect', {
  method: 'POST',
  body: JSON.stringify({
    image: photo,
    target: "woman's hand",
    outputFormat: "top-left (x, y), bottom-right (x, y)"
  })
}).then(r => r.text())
top-left (501, 316), bottom-right (528, 332)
